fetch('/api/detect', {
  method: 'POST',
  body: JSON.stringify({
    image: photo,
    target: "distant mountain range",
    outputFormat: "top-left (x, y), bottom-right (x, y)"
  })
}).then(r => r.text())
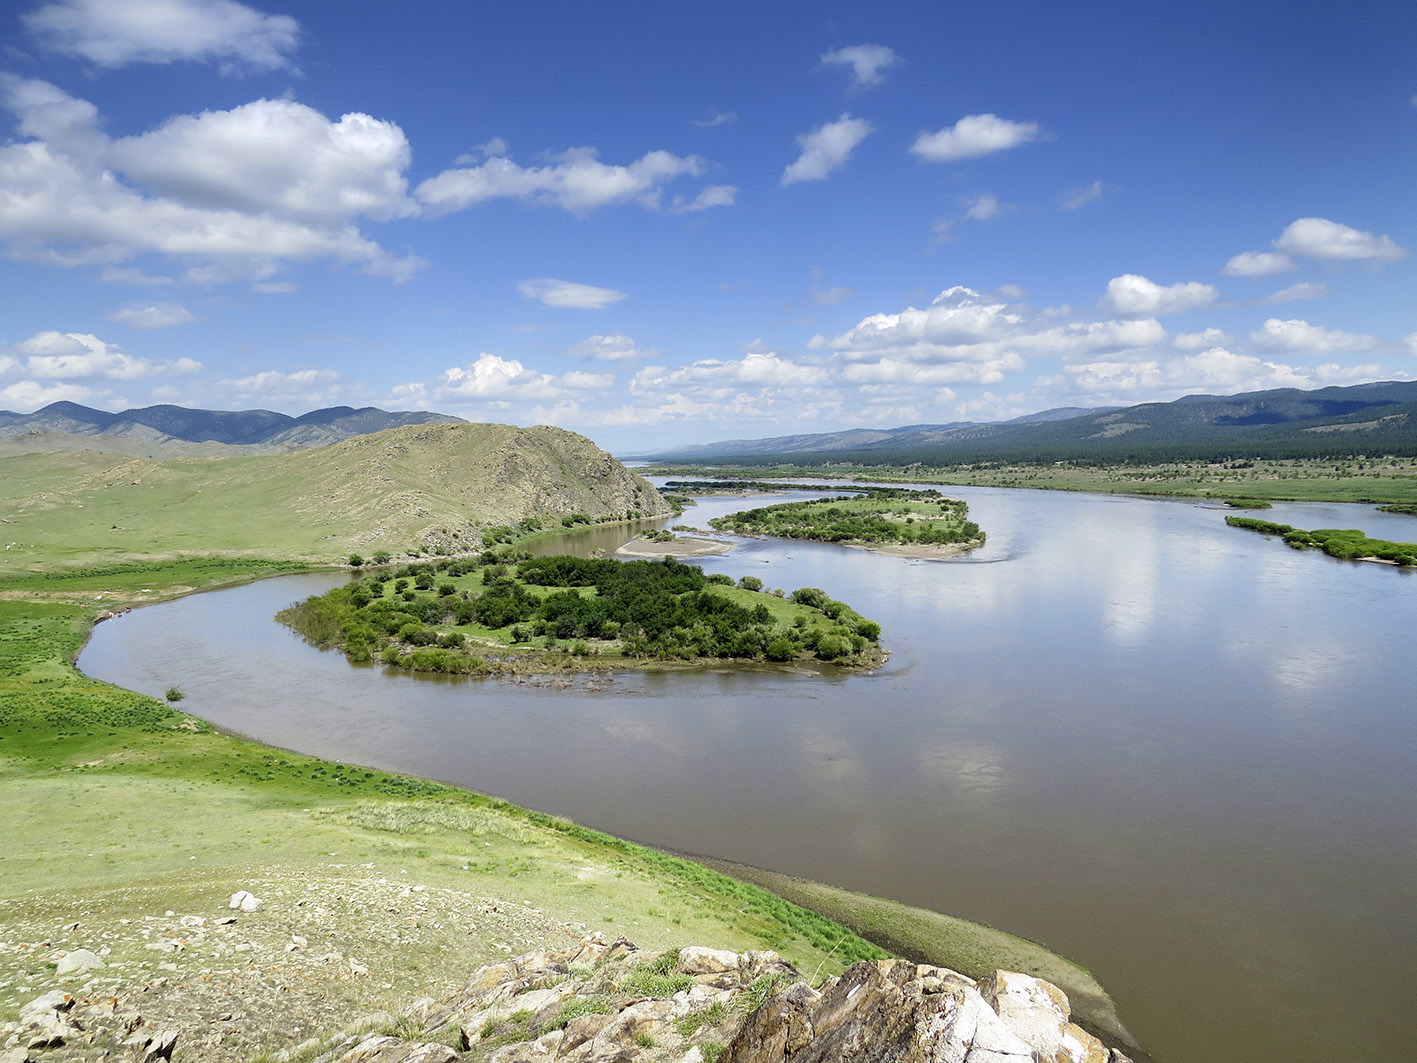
top-left (641, 380), bottom-right (1417, 464)
top-left (0, 401), bottom-right (464, 456)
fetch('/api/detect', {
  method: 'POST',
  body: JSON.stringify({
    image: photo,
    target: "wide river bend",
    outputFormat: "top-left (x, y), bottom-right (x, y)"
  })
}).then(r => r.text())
top-left (79, 485), bottom-right (1417, 1063)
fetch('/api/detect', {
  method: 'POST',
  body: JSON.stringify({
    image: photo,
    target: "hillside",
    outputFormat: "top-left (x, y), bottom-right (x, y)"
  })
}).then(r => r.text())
top-left (0, 422), bottom-right (669, 572)
top-left (642, 380), bottom-right (1417, 465)
top-left (0, 402), bottom-right (465, 457)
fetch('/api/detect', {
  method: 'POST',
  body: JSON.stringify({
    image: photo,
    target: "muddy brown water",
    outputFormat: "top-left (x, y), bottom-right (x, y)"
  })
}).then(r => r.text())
top-left (79, 486), bottom-right (1417, 1063)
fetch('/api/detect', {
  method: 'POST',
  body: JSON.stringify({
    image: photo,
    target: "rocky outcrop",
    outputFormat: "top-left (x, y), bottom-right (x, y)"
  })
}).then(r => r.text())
top-left (280, 934), bottom-right (1132, 1063)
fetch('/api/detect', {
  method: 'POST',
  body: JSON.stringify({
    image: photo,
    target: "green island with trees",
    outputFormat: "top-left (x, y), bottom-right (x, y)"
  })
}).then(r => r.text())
top-left (1225, 516), bottom-right (1417, 565)
top-left (707, 488), bottom-right (984, 553)
top-left (280, 553), bottom-right (885, 672)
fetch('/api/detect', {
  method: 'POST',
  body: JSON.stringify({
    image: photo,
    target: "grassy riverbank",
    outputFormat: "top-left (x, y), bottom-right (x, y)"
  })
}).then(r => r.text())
top-left (0, 556), bottom-right (1126, 1059)
top-left (644, 455), bottom-right (1417, 504)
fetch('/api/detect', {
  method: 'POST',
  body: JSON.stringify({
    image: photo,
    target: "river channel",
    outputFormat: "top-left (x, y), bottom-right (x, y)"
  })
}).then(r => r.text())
top-left (79, 485), bottom-right (1417, 1063)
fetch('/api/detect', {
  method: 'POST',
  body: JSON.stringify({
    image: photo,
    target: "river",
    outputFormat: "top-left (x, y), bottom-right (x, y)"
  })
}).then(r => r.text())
top-left (78, 485), bottom-right (1417, 1063)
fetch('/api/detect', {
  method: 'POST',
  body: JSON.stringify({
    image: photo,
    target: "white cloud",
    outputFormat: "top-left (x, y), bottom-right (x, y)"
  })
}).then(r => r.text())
top-left (402, 354), bottom-right (611, 406)
top-left (0, 79), bottom-right (421, 282)
top-left (1052, 347), bottom-right (1386, 401)
top-left (567, 333), bottom-right (653, 362)
top-left (1102, 274), bottom-right (1218, 317)
top-left (109, 98), bottom-right (416, 223)
top-left (635, 352), bottom-right (826, 390)
top-left (15, 330), bottom-right (201, 379)
top-left (107, 302), bottom-right (199, 329)
top-left (1248, 318), bottom-right (1379, 354)
top-left (839, 355), bottom-right (1022, 387)
top-left (910, 114), bottom-right (1041, 163)
top-left (963, 193), bottom-right (1008, 221)
top-left (417, 146), bottom-right (708, 215)
top-left (222, 367), bottom-right (348, 406)
top-left (517, 278), bottom-right (626, 310)
top-left (1274, 217), bottom-right (1407, 262)
top-left (1405, 332), bottom-right (1417, 356)
top-left (0, 379), bottom-right (97, 410)
top-left (669, 185), bottom-right (737, 213)
top-left (1174, 328), bottom-right (1232, 351)
top-left (781, 114), bottom-right (873, 185)
top-left (1223, 250), bottom-right (1295, 276)
top-left (813, 287), bottom-right (1174, 399)
top-left (23, 0), bottom-right (299, 72)
top-left (820, 44), bottom-right (901, 89)
top-left (1060, 180), bottom-right (1105, 210)
top-left (1259, 281), bottom-right (1328, 305)
top-left (815, 287), bottom-right (1023, 359)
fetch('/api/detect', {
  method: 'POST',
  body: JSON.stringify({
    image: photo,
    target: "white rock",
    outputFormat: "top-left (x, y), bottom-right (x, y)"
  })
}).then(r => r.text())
top-left (229, 890), bottom-right (262, 912)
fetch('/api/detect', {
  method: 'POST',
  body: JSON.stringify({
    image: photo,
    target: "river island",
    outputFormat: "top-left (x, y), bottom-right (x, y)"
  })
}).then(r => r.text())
top-left (279, 553), bottom-right (885, 673)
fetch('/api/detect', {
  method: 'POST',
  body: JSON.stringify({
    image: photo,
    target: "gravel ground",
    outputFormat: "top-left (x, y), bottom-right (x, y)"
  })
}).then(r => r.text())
top-left (1, 862), bottom-right (584, 1062)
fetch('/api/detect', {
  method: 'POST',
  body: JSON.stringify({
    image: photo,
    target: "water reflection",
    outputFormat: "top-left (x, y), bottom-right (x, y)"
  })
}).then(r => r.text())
top-left (78, 488), bottom-right (1417, 1063)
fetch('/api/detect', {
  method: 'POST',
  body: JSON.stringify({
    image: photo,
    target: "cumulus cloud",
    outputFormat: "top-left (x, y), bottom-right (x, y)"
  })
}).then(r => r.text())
top-left (1258, 281), bottom-right (1328, 305)
top-left (1274, 217), bottom-right (1407, 262)
top-left (1223, 250), bottom-right (1295, 276)
top-left (23, 0), bottom-right (299, 72)
top-left (0, 79), bottom-right (421, 282)
top-left (0, 378), bottom-right (98, 410)
top-left (1174, 328), bottom-right (1232, 351)
top-left (517, 278), bottom-right (626, 310)
top-left (398, 354), bottom-right (611, 407)
top-left (1051, 347), bottom-right (1383, 401)
top-left (224, 367), bottom-right (340, 395)
top-left (107, 302), bottom-right (199, 329)
top-left (635, 352), bottom-right (826, 390)
top-left (1248, 318), bottom-right (1379, 354)
top-left (109, 98), bottom-right (416, 223)
top-left (417, 147), bottom-right (709, 215)
top-left (781, 114), bottom-right (873, 185)
top-left (810, 287), bottom-right (1177, 399)
top-left (1102, 274), bottom-right (1218, 316)
top-left (567, 333), bottom-right (654, 362)
top-left (15, 330), bottom-right (201, 379)
top-left (820, 44), bottom-right (901, 89)
top-left (910, 114), bottom-right (1041, 163)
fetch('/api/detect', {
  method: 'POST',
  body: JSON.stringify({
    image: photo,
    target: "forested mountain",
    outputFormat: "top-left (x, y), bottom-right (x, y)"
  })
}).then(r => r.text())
top-left (0, 401), bottom-right (464, 455)
top-left (643, 381), bottom-right (1417, 465)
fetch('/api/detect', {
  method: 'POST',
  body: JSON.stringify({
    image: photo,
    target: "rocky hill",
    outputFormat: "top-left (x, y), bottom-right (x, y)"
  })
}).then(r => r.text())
top-left (0, 403), bottom-right (465, 458)
top-left (0, 422), bottom-right (669, 568)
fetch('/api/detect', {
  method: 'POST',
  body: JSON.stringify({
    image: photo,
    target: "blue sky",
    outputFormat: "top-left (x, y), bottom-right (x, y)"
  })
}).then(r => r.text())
top-left (1, 0), bottom-right (1414, 451)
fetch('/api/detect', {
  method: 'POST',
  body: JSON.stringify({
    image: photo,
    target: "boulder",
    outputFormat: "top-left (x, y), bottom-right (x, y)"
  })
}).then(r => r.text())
top-left (979, 969), bottom-right (1109, 1063)
top-left (723, 958), bottom-right (1037, 1062)
top-left (229, 889), bottom-right (263, 911)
